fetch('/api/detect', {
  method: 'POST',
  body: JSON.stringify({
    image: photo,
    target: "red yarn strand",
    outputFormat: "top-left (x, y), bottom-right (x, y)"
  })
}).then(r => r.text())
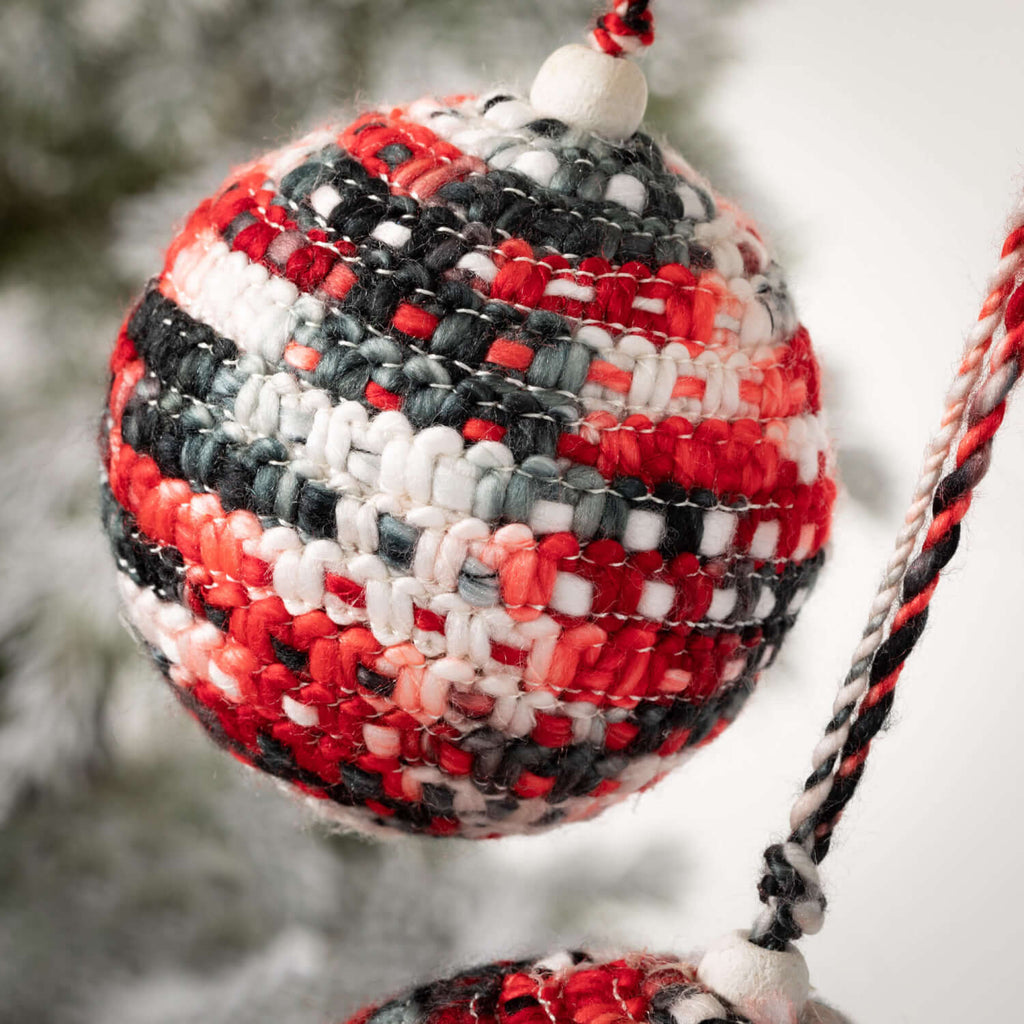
top-left (590, 1), bottom-right (656, 58)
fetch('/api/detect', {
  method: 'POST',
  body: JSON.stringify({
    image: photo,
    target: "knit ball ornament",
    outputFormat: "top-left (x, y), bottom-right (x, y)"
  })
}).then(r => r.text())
top-left (101, 73), bottom-right (836, 837)
top-left (338, 951), bottom-right (851, 1024)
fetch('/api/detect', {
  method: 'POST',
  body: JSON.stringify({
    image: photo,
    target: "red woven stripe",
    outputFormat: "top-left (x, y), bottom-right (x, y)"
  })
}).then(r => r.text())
top-left (341, 109), bottom-right (487, 199)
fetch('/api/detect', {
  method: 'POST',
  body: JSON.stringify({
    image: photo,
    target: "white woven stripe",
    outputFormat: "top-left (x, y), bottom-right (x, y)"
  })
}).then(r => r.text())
top-left (111, 442), bottom-right (810, 670)
top-left (150, 352), bottom-right (828, 535)
top-left (163, 232), bottom-right (830, 485)
top-left (166, 231), bottom-right (314, 364)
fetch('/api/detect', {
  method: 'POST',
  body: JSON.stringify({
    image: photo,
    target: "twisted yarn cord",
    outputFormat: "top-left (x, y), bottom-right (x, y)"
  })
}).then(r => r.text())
top-left (590, 0), bottom-right (655, 57)
top-left (750, 199), bottom-right (1024, 950)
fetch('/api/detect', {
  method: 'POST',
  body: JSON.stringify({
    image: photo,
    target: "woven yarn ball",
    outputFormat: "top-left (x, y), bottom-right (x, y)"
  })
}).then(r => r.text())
top-left (101, 82), bottom-right (836, 837)
top-left (340, 951), bottom-right (851, 1024)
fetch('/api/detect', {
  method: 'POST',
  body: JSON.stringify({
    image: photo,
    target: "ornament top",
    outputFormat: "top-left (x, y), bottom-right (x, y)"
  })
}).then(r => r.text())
top-left (530, 44), bottom-right (649, 139)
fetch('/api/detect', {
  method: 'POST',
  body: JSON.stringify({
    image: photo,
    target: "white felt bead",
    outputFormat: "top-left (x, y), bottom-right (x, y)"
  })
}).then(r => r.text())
top-left (529, 44), bottom-right (648, 140)
top-left (697, 931), bottom-right (810, 1024)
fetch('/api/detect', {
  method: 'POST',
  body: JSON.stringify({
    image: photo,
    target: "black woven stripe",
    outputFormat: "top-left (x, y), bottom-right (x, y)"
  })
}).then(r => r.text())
top-left (115, 360), bottom-right (329, 534)
top-left (126, 287), bottom-right (239, 402)
top-left (304, 303), bottom-right (580, 458)
top-left (428, 101), bottom-right (692, 218)
top-left (277, 134), bottom-right (702, 271)
top-left (118, 361), bottom-right (749, 537)
top-left (100, 481), bottom-right (185, 603)
top-left (128, 276), bottom-right (586, 465)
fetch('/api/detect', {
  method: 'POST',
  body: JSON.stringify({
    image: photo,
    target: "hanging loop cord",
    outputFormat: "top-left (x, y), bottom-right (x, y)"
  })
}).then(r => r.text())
top-left (590, 0), bottom-right (655, 57)
top-left (750, 200), bottom-right (1024, 951)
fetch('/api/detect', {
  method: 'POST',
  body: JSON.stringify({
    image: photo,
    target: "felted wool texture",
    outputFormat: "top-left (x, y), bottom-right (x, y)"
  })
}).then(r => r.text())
top-left (339, 951), bottom-right (845, 1024)
top-left (100, 89), bottom-right (836, 838)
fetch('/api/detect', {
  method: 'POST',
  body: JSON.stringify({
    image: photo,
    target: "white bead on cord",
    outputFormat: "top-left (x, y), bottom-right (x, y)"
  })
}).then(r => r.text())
top-left (529, 43), bottom-right (648, 141)
top-left (697, 931), bottom-right (810, 1024)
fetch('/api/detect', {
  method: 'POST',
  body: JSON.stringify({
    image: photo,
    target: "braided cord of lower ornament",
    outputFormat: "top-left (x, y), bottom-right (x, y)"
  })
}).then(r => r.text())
top-left (590, 0), bottom-right (655, 57)
top-left (750, 201), bottom-right (1024, 950)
